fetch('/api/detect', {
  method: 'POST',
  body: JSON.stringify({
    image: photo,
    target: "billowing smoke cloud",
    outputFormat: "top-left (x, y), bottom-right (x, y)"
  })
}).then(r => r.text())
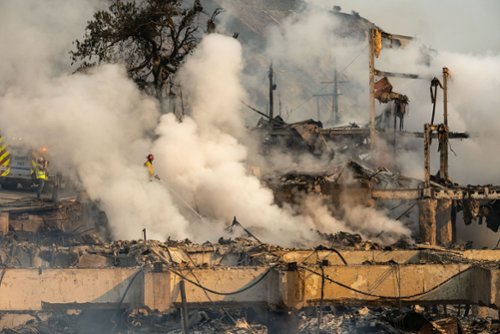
top-left (0, 0), bottom-right (414, 246)
top-left (152, 33), bottom-right (411, 245)
top-left (153, 34), bottom-right (321, 245)
top-left (0, 0), bottom-right (189, 241)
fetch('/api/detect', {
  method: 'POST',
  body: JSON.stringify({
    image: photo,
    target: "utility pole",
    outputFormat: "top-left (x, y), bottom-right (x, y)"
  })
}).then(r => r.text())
top-left (316, 59), bottom-right (344, 124)
top-left (332, 58), bottom-right (339, 122)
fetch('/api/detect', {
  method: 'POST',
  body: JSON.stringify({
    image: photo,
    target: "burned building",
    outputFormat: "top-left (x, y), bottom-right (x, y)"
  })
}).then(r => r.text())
top-left (0, 4), bottom-right (499, 334)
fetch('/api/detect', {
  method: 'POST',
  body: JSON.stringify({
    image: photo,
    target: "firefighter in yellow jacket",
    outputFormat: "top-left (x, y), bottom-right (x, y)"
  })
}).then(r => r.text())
top-left (35, 156), bottom-right (48, 199)
top-left (144, 153), bottom-right (160, 181)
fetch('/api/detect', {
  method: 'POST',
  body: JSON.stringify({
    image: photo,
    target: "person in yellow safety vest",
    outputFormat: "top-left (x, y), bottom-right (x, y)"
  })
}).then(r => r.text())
top-left (144, 153), bottom-right (160, 181)
top-left (35, 156), bottom-right (48, 199)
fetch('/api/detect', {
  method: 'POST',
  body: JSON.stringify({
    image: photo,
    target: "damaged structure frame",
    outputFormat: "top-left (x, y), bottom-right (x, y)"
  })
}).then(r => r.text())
top-left (1, 246), bottom-right (500, 333)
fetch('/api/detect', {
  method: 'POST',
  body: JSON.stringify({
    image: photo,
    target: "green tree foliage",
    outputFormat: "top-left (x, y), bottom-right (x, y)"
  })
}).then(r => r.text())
top-left (70, 0), bottom-right (204, 103)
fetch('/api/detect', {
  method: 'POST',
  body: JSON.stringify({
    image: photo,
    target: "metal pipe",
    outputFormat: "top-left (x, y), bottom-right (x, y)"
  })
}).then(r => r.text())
top-left (443, 67), bottom-right (449, 126)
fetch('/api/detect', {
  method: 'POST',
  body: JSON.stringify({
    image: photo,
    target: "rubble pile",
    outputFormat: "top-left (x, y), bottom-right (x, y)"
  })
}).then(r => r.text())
top-left (1, 308), bottom-right (269, 334)
top-left (0, 196), bottom-right (498, 334)
top-left (318, 231), bottom-right (383, 250)
top-left (2, 305), bottom-right (497, 333)
top-left (5, 231), bottom-right (499, 270)
top-left (1, 216), bottom-right (420, 269)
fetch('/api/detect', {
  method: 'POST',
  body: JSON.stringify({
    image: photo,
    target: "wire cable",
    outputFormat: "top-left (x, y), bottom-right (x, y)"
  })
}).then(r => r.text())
top-left (182, 251), bottom-right (260, 334)
top-left (320, 247), bottom-right (348, 266)
top-left (169, 266), bottom-right (274, 296)
top-left (289, 45), bottom-right (368, 113)
top-left (111, 267), bottom-right (145, 328)
top-left (300, 264), bottom-right (473, 300)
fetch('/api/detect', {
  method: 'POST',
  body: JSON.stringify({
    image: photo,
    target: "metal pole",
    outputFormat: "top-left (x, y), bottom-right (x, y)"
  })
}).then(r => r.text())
top-left (179, 280), bottom-right (190, 334)
top-left (443, 68), bottom-right (449, 126)
top-left (268, 64), bottom-right (274, 120)
top-left (368, 28), bottom-right (376, 148)
top-left (441, 67), bottom-right (449, 180)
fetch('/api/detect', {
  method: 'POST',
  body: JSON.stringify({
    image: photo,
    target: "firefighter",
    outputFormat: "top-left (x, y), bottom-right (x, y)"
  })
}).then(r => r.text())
top-left (144, 153), bottom-right (160, 181)
top-left (35, 156), bottom-right (48, 199)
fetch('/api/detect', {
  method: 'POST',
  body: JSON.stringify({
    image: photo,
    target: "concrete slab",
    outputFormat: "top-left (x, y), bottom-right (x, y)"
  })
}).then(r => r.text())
top-left (0, 268), bottom-right (143, 311)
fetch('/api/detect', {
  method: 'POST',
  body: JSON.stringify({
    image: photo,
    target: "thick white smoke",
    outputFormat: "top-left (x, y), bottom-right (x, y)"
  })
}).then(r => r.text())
top-left (152, 33), bottom-right (411, 245)
top-left (153, 34), bottom-right (319, 245)
top-left (257, 3), bottom-right (368, 125)
top-left (0, 1), bottom-right (190, 241)
top-left (0, 0), bottom-right (415, 246)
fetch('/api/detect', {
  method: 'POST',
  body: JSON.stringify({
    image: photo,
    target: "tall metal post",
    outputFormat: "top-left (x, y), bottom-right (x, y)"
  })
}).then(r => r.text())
top-left (368, 28), bottom-right (376, 148)
top-left (443, 67), bottom-right (449, 126)
top-left (440, 67), bottom-right (449, 180)
top-left (268, 64), bottom-right (275, 120)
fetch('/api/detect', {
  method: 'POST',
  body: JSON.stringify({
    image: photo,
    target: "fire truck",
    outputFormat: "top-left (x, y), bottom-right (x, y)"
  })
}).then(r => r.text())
top-left (0, 136), bottom-right (60, 200)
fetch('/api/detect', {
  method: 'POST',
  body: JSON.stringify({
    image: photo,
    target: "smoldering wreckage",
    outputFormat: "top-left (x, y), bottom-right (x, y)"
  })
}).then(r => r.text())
top-left (1, 8), bottom-right (500, 334)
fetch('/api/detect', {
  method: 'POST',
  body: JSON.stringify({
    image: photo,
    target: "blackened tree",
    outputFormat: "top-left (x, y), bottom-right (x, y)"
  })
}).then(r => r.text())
top-left (70, 0), bottom-right (204, 105)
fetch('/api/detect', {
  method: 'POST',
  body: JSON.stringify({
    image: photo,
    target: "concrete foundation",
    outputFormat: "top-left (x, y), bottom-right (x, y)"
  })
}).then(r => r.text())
top-left (0, 264), bottom-right (498, 312)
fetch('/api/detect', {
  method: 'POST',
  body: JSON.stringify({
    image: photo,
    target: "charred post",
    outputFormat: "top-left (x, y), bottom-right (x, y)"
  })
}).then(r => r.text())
top-left (368, 28), bottom-right (377, 148)
top-left (424, 123), bottom-right (432, 189)
top-left (268, 63), bottom-right (276, 120)
top-left (439, 67), bottom-right (450, 181)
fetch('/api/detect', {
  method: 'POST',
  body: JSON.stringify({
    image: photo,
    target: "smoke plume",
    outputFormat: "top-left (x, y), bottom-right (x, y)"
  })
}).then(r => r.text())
top-left (0, 0), bottom-right (190, 241)
top-left (0, 0), bottom-right (438, 246)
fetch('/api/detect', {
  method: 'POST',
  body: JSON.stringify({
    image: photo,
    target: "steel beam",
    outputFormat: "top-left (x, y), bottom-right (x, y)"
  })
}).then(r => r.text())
top-left (371, 187), bottom-right (500, 201)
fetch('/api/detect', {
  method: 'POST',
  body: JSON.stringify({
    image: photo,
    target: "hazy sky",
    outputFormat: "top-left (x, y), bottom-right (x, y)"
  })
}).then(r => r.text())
top-left (330, 0), bottom-right (500, 54)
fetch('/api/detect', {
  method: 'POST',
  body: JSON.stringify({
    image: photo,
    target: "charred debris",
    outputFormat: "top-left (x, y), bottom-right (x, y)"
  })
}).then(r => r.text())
top-left (248, 8), bottom-right (498, 247)
top-left (1, 7), bottom-right (500, 334)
